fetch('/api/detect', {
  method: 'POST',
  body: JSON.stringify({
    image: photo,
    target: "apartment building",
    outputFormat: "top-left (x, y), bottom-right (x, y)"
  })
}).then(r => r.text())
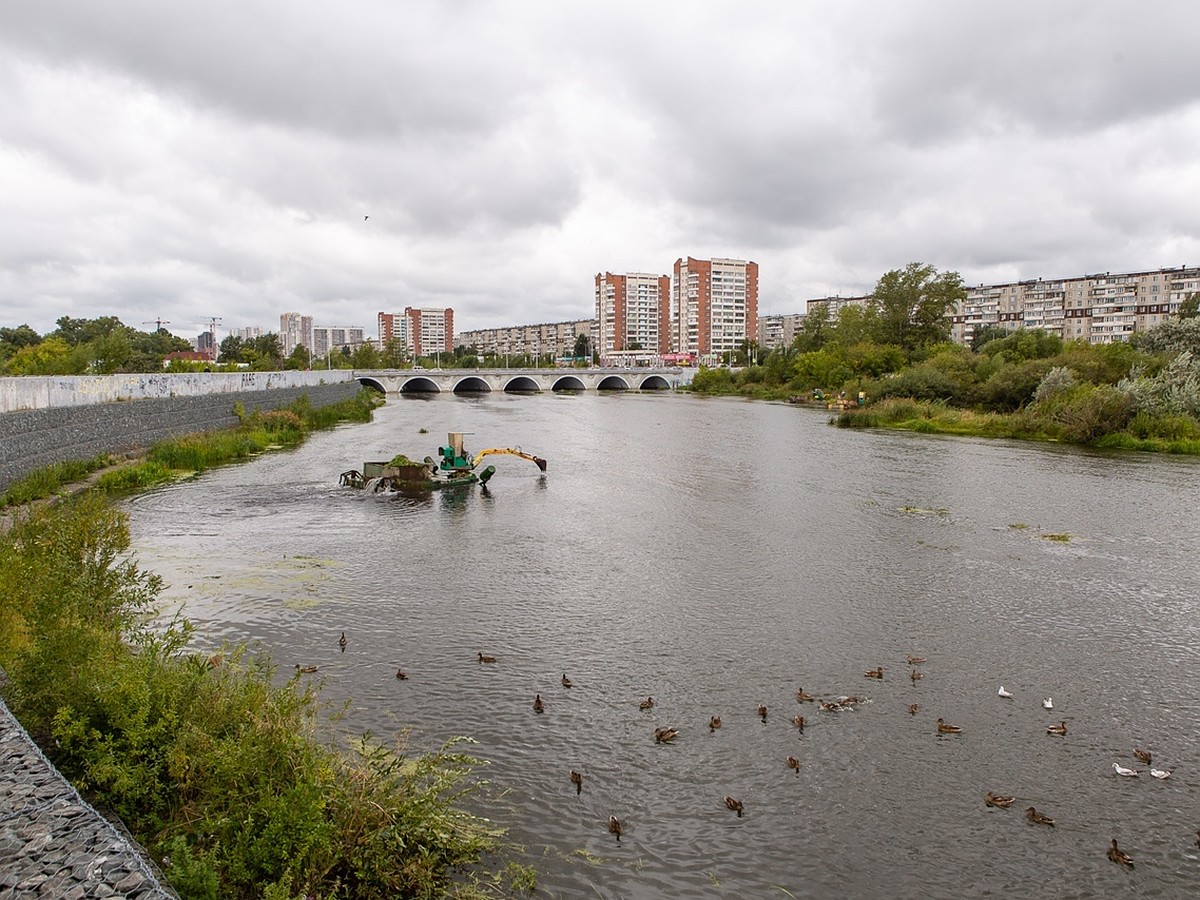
top-left (805, 295), bottom-right (872, 319)
top-left (312, 326), bottom-right (367, 358)
top-left (457, 319), bottom-right (593, 361)
top-left (594, 272), bottom-right (671, 363)
top-left (756, 313), bottom-right (806, 350)
top-left (377, 308), bottom-right (453, 358)
top-left (377, 311), bottom-right (410, 352)
top-left (950, 266), bottom-right (1199, 346)
top-left (279, 312), bottom-right (314, 357)
top-left (671, 257), bottom-right (758, 364)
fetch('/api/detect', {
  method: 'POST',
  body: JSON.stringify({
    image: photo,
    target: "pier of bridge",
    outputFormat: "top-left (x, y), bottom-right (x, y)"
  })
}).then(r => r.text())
top-left (354, 367), bottom-right (694, 394)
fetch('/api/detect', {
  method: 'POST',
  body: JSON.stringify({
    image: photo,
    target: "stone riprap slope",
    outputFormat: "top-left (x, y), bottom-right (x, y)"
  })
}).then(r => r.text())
top-left (0, 693), bottom-right (175, 899)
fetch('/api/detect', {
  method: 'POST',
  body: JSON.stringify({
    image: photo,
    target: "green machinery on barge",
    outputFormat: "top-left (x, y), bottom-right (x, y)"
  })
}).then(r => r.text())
top-left (340, 432), bottom-right (547, 492)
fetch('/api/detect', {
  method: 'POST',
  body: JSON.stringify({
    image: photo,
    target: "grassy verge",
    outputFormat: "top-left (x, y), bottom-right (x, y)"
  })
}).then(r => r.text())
top-left (0, 389), bottom-right (530, 898)
top-left (0, 453), bottom-right (115, 508)
top-left (835, 397), bottom-right (1200, 454)
top-left (102, 391), bottom-right (381, 494)
top-left (833, 398), bottom-right (1058, 441)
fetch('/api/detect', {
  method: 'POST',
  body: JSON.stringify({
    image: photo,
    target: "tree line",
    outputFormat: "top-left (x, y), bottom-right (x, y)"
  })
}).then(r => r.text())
top-left (1, 317), bottom-right (597, 375)
top-left (692, 262), bottom-right (1200, 450)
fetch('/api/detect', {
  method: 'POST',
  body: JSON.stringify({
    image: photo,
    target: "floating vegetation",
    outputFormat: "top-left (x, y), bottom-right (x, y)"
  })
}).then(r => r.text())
top-left (419, 427), bottom-right (429, 434)
top-left (1041, 532), bottom-right (1072, 543)
top-left (1008, 523), bottom-right (1029, 530)
top-left (898, 505), bottom-right (949, 516)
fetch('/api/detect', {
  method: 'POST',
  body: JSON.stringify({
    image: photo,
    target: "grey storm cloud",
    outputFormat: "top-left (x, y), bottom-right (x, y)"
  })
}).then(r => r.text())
top-left (1, 0), bottom-right (1198, 337)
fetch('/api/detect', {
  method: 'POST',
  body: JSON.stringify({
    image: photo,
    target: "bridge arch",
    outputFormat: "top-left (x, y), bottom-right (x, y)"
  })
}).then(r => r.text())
top-left (357, 376), bottom-right (387, 394)
top-left (504, 376), bottom-right (541, 393)
top-left (453, 376), bottom-right (492, 393)
top-left (638, 374), bottom-right (671, 391)
top-left (551, 375), bottom-right (586, 392)
top-left (596, 374), bottom-right (630, 391)
top-left (399, 376), bottom-right (441, 393)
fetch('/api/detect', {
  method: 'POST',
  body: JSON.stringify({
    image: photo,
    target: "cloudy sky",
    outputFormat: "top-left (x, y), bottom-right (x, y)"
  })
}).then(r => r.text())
top-left (2, 1), bottom-right (1199, 342)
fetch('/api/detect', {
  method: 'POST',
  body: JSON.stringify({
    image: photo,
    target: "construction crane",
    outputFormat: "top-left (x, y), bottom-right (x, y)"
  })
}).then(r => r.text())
top-left (143, 318), bottom-right (171, 332)
top-left (201, 317), bottom-right (223, 359)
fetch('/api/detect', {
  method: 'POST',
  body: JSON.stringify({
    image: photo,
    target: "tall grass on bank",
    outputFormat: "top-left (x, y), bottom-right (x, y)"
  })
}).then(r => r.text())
top-left (141, 392), bottom-right (379, 478)
top-left (834, 398), bottom-right (1054, 441)
top-left (0, 453), bottom-right (114, 508)
top-left (2, 391), bottom-right (381, 507)
top-left (0, 492), bottom-right (502, 899)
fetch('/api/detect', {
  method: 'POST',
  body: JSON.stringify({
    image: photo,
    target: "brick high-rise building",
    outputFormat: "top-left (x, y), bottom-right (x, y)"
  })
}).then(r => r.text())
top-left (671, 257), bottom-right (758, 363)
top-left (377, 308), bottom-right (454, 359)
top-left (595, 272), bottom-right (671, 362)
top-left (405, 307), bottom-right (454, 358)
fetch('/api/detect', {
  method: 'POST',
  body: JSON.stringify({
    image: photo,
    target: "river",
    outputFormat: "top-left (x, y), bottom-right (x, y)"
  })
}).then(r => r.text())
top-left (125, 391), bottom-right (1200, 898)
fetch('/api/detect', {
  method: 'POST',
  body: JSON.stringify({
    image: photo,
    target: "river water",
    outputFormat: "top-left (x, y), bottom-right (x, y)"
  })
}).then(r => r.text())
top-left (124, 392), bottom-right (1200, 898)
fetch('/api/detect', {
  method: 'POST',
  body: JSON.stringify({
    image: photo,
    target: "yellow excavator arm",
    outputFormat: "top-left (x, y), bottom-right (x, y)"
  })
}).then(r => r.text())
top-left (471, 448), bottom-right (548, 472)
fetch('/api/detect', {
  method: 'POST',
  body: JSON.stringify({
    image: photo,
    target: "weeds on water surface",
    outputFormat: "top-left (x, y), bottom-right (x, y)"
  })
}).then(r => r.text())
top-left (0, 493), bottom-right (502, 899)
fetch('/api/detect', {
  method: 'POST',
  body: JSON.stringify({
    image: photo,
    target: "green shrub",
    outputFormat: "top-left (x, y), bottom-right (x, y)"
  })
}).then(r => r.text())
top-left (0, 495), bottom-right (499, 899)
top-left (1035, 382), bottom-right (1134, 443)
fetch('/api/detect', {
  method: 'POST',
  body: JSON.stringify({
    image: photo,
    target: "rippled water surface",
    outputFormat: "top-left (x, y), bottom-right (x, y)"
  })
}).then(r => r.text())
top-left (125, 393), bottom-right (1200, 898)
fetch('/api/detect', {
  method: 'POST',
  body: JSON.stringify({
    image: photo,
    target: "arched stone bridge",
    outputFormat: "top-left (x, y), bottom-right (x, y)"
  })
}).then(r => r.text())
top-left (353, 367), bottom-right (694, 394)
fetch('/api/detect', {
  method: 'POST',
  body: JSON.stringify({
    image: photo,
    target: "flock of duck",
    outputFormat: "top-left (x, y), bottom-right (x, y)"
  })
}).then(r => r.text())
top-left (302, 638), bottom-right (1197, 875)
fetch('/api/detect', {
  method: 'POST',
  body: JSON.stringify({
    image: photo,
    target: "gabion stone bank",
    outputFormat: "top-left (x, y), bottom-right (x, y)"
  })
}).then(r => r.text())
top-left (0, 692), bottom-right (175, 899)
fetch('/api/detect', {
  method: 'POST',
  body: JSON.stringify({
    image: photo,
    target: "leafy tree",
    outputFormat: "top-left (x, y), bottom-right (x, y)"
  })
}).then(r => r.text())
top-left (845, 341), bottom-right (905, 378)
top-left (573, 332), bottom-right (590, 360)
top-left (830, 304), bottom-right (877, 348)
top-left (979, 328), bottom-right (1062, 363)
top-left (351, 342), bottom-right (383, 369)
top-left (1135, 317), bottom-right (1200, 356)
top-left (284, 345), bottom-right (311, 370)
top-left (128, 328), bottom-right (191, 372)
top-left (382, 337), bottom-right (407, 368)
top-left (970, 324), bottom-right (1009, 353)
top-left (870, 263), bottom-right (965, 352)
top-left (975, 358), bottom-right (1053, 411)
top-left (794, 303), bottom-right (831, 352)
top-left (1034, 366), bottom-right (1076, 403)
top-left (244, 334), bottom-right (283, 370)
top-left (5, 336), bottom-right (79, 375)
top-left (51, 315), bottom-right (126, 346)
top-left (85, 329), bottom-right (134, 374)
top-left (1178, 292), bottom-right (1200, 320)
top-left (1, 324), bottom-right (41, 351)
top-left (219, 335), bottom-right (246, 363)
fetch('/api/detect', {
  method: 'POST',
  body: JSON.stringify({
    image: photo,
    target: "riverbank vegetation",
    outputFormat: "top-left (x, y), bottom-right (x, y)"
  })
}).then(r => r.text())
top-left (0, 496), bottom-right (501, 898)
top-left (689, 262), bottom-right (1200, 452)
top-left (0, 389), bottom-right (529, 897)
top-left (0, 390), bottom-right (381, 508)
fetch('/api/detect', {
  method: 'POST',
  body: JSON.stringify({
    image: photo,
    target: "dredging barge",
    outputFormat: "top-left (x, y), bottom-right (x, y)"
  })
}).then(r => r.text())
top-left (339, 432), bottom-right (547, 492)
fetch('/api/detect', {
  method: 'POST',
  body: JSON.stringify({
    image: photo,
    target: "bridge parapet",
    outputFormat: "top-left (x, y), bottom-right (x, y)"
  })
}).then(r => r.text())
top-left (354, 368), bottom-right (694, 394)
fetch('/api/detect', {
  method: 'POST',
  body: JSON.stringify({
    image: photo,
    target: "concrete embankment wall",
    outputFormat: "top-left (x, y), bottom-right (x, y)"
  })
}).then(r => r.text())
top-left (0, 371), bottom-right (356, 414)
top-left (0, 379), bottom-right (363, 492)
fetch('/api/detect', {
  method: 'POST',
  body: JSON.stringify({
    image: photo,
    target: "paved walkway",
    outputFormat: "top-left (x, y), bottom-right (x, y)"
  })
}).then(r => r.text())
top-left (0, 692), bottom-right (175, 899)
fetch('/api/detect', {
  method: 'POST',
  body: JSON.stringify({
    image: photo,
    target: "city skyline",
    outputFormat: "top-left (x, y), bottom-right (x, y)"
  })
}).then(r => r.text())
top-left (2, 3), bottom-right (1198, 341)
